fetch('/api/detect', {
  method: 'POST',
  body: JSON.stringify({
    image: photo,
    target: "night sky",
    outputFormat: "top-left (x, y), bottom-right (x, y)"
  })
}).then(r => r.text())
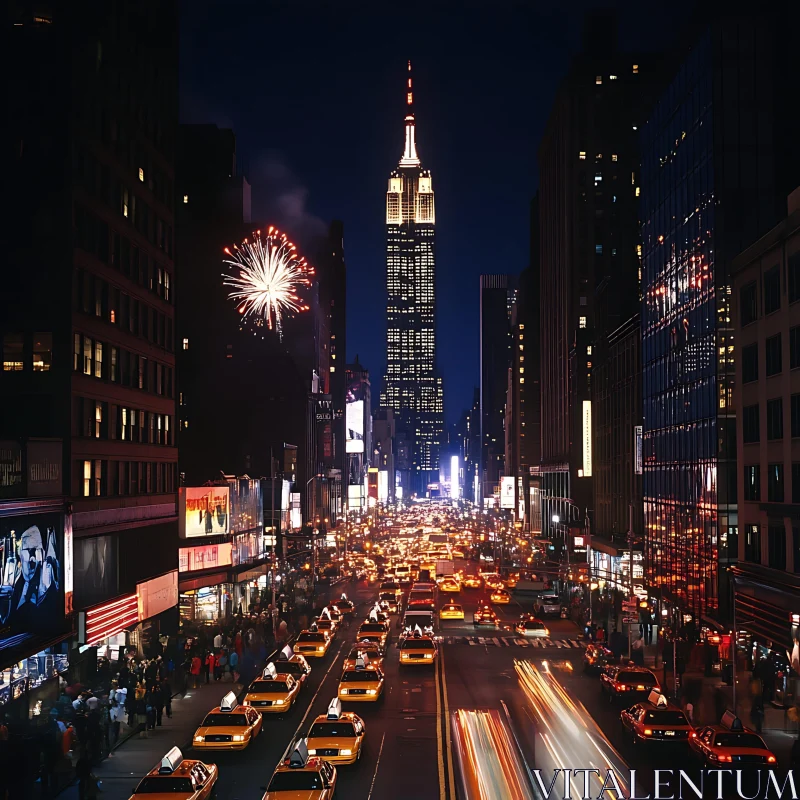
top-left (180, 0), bottom-right (688, 425)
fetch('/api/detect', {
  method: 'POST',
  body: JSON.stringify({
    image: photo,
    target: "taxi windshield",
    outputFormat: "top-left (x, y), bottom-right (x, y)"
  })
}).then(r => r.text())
top-left (643, 711), bottom-right (687, 725)
top-left (524, 621), bottom-right (546, 629)
top-left (348, 648), bottom-right (379, 659)
top-left (267, 772), bottom-right (323, 791)
top-left (379, 593), bottom-right (396, 601)
top-left (135, 777), bottom-right (194, 793)
top-left (444, 606), bottom-right (461, 611)
top-left (298, 633), bottom-right (325, 642)
top-left (619, 671), bottom-right (657, 684)
top-left (359, 624), bottom-right (386, 633)
top-left (202, 713), bottom-right (249, 726)
top-left (341, 670), bottom-right (382, 682)
top-left (715, 733), bottom-right (766, 748)
top-left (401, 639), bottom-right (435, 649)
top-left (276, 663), bottom-right (303, 674)
top-left (248, 681), bottom-right (290, 693)
top-left (309, 721), bottom-right (356, 737)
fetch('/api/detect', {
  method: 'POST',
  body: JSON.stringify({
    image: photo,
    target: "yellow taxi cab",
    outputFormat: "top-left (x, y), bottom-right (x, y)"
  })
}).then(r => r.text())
top-left (514, 617), bottom-right (549, 637)
top-left (399, 629), bottom-right (438, 665)
top-left (262, 740), bottom-right (337, 800)
top-left (344, 643), bottom-right (384, 671)
top-left (439, 577), bottom-right (461, 593)
top-left (193, 691), bottom-right (263, 750)
top-left (439, 602), bottom-right (465, 620)
top-left (333, 595), bottom-right (355, 615)
top-left (463, 575), bottom-right (482, 590)
top-left (490, 588), bottom-right (511, 604)
top-left (324, 605), bottom-right (343, 625)
top-left (129, 747), bottom-right (218, 800)
top-left (274, 645), bottom-right (312, 687)
top-left (242, 662), bottom-right (301, 713)
top-left (473, 604), bottom-right (499, 626)
top-left (620, 690), bottom-right (693, 746)
top-left (355, 621), bottom-right (389, 652)
top-left (505, 573), bottom-right (519, 589)
top-left (378, 591), bottom-right (400, 614)
top-left (690, 711), bottom-right (777, 767)
top-left (306, 698), bottom-right (366, 765)
top-left (338, 654), bottom-right (385, 702)
top-left (314, 617), bottom-right (337, 639)
top-left (294, 627), bottom-right (332, 658)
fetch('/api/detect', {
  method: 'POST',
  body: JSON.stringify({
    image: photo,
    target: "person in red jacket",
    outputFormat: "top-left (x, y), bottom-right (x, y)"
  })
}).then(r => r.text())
top-left (190, 655), bottom-right (202, 689)
top-left (204, 652), bottom-right (214, 685)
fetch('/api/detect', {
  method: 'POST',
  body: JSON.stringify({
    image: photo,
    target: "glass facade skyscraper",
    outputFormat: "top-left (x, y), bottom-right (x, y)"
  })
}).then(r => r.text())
top-left (381, 63), bottom-right (443, 492)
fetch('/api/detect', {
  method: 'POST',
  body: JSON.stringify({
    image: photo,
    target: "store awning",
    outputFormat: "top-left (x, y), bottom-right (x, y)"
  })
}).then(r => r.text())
top-left (590, 536), bottom-right (641, 557)
top-left (179, 571), bottom-right (229, 592)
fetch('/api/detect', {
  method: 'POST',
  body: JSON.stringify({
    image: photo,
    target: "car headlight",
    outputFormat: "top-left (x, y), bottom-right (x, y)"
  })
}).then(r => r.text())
top-left (425, 653), bottom-right (434, 659)
top-left (340, 748), bottom-right (352, 756)
top-left (273, 698), bottom-right (286, 706)
top-left (367, 689), bottom-right (378, 695)
top-left (194, 735), bottom-right (204, 742)
top-left (340, 688), bottom-right (348, 695)
top-left (318, 645), bottom-right (325, 651)
top-left (307, 748), bottom-right (317, 755)
top-left (232, 734), bottom-right (245, 742)
top-left (401, 653), bottom-right (409, 659)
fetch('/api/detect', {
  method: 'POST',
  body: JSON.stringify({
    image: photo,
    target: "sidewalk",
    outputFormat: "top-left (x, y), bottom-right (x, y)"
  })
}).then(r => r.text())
top-left (57, 679), bottom-right (242, 800)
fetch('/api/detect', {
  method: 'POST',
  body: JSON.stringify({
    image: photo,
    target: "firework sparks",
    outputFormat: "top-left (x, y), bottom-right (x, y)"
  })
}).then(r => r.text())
top-left (222, 226), bottom-right (314, 338)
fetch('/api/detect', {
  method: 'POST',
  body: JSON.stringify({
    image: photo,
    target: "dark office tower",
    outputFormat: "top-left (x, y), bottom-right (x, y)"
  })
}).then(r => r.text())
top-left (324, 222), bottom-right (347, 484)
top-left (177, 124), bottom-right (308, 486)
top-left (480, 275), bottom-right (517, 497)
top-left (538, 12), bottom-right (660, 539)
top-left (640, 10), bottom-right (800, 621)
top-left (4, 3), bottom-right (179, 637)
top-left (381, 62), bottom-right (444, 495)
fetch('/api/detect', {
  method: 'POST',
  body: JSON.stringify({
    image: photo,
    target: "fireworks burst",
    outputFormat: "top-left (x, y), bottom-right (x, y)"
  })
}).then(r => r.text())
top-left (222, 227), bottom-right (314, 339)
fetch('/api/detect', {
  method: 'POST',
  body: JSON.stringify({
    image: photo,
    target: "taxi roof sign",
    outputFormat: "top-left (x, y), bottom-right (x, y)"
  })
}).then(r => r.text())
top-left (369, 608), bottom-right (378, 622)
top-left (289, 739), bottom-right (309, 768)
top-left (159, 747), bottom-right (184, 774)
top-left (220, 691), bottom-right (238, 712)
top-left (647, 689), bottom-right (668, 707)
top-left (278, 644), bottom-right (293, 662)
top-left (327, 698), bottom-right (342, 719)
top-left (355, 654), bottom-right (370, 670)
top-left (341, 592), bottom-right (348, 601)
top-left (263, 662), bottom-right (278, 680)
top-left (721, 710), bottom-right (744, 731)
top-left (321, 607), bottom-right (331, 619)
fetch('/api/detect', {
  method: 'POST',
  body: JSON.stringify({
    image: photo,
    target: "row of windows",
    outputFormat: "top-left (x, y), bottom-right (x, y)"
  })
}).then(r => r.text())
top-left (741, 395), bottom-right (800, 443)
top-left (741, 328), bottom-right (800, 382)
top-left (74, 204), bottom-right (173, 304)
top-left (743, 463), bottom-right (800, 504)
top-left (2, 332), bottom-right (52, 372)
top-left (79, 459), bottom-right (177, 498)
top-left (740, 253), bottom-right (800, 326)
top-left (75, 269), bottom-right (173, 352)
top-left (75, 396), bottom-right (173, 446)
top-left (743, 523), bottom-right (800, 573)
top-left (73, 333), bottom-right (173, 397)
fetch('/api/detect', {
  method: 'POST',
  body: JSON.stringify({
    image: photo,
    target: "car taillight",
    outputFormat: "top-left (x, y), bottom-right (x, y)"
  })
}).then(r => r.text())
top-left (644, 729), bottom-right (653, 736)
top-left (690, 732), bottom-right (697, 738)
top-left (614, 683), bottom-right (628, 691)
top-left (768, 755), bottom-right (776, 763)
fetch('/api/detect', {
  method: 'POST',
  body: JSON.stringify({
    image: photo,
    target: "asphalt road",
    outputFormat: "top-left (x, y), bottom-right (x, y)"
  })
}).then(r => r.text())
top-left (203, 579), bottom-right (443, 800)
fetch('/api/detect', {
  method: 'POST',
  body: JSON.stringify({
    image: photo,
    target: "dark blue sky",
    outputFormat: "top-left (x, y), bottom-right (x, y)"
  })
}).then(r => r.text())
top-left (180, 0), bottom-right (686, 424)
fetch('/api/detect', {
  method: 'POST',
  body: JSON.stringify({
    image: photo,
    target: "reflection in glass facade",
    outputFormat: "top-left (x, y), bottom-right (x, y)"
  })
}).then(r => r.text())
top-left (640, 34), bottom-right (720, 618)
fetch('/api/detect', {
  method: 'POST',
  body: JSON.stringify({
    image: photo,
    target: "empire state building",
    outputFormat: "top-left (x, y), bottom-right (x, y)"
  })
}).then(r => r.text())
top-left (381, 62), bottom-right (444, 493)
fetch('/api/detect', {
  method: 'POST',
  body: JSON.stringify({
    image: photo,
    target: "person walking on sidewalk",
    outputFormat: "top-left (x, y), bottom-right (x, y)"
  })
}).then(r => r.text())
top-left (204, 651), bottom-right (214, 684)
top-left (631, 635), bottom-right (645, 666)
top-left (153, 681), bottom-right (165, 726)
top-left (134, 684), bottom-right (148, 738)
top-left (161, 678), bottom-right (173, 719)
top-left (190, 655), bottom-right (202, 690)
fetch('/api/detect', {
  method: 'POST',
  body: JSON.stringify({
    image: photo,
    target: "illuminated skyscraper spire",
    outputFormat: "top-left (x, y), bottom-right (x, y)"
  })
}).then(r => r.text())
top-left (399, 60), bottom-right (419, 167)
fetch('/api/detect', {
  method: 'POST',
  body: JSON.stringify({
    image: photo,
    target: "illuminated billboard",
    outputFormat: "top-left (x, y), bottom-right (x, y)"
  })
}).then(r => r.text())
top-left (582, 401), bottom-right (592, 477)
top-left (180, 486), bottom-right (230, 538)
top-left (378, 470), bottom-right (389, 504)
top-left (346, 400), bottom-right (364, 453)
top-left (347, 484), bottom-right (364, 510)
top-left (500, 476), bottom-right (515, 509)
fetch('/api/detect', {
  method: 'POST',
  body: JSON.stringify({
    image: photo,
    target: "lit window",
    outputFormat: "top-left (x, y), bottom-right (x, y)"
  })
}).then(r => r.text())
top-left (595, 76), bottom-right (602, 85)
top-left (579, 151), bottom-right (586, 160)
top-left (2, 333), bottom-right (24, 371)
top-left (579, 317), bottom-right (587, 329)
top-left (635, 186), bottom-right (640, 197)
top-left (609, 75), bottom-right (617, 80)
top-left (587, 361), bottom-right (592, 368)
top-left (182, 338), bottom-right (189, 350)
top-left (32, 332), bottom-right (52, 372)
top-left (138, 167), bottom-right (144, 182)
top-left (595, 245), bottom-right (603, 254)
top-left (122, 188), bottom-right (129, 218)
top-left (183, 195), bottom-right (189, 204)
top-left (632, 126), bottom-right (638, 131)
top-left (330, 366), bottom-right (335, 373)
top-left (611, 154), bottom-right (618, 162)
top-left (632, 64), bottom-right (639, 74)
top-left (83, 460), bottom-right (91, 496)
top-left (586, 346), bottom-right (592, 355)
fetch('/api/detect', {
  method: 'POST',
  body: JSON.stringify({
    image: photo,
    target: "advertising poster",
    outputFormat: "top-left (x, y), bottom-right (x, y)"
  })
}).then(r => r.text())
top-left (378, 470), bottom-right (389, 504)
top-left (0, 511), bottom-right (68, 636)
top-left (180, 486), bottom-right (230, 538)
top-left (179, 543), bottom-right (233, 573)
top-left (634, 425), bottom-right (643, 475)
top-left (582, 400), bottom-right (593, 477)
top-left (346, 400), bottom-right (364, 453)
top-left (500, 476), bottom-right (515, 509)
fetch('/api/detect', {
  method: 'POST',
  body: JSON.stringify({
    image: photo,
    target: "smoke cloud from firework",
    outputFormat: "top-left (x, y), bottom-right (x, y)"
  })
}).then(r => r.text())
top-left (222, 227), bottom-right (314, 340)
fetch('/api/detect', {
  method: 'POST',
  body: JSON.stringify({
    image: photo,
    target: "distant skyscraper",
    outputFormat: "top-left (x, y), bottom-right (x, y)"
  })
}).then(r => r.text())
top-left (381, 62), bottom-right (443, 494)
